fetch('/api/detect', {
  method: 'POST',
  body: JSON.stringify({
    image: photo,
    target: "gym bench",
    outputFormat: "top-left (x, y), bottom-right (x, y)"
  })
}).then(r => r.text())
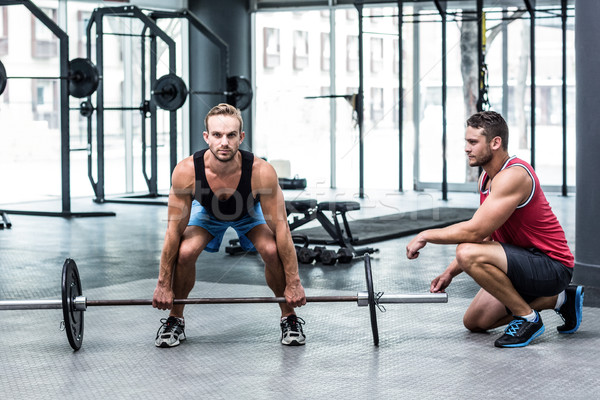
top-left (226, 199), bottom-right (378, 263)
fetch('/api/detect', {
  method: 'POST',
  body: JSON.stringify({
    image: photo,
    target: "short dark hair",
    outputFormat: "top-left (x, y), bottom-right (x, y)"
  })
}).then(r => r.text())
top-left (466, 111), bottom-right (509, 150)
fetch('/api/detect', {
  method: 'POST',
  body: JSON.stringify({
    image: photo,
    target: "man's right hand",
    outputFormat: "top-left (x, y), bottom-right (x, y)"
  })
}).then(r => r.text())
top-left (152, 285), bottom-right (175, 310)
top-left (430, 273), bottom-right (453, 293)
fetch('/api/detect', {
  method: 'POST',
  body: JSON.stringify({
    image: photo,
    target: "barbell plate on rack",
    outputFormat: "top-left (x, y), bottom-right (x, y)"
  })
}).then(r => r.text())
top-left (68, 58), bottom-right (99, 99)
top-left (153, 74), bottom-right (188, 111)
top-left (62, 258), bottom-right (84, 351)
top-left (364, 254), bottom-right (379, 346)
top-left (226, 75), bottom-right (253, 111)
top-left (0, 60), bottom-right (7, 96)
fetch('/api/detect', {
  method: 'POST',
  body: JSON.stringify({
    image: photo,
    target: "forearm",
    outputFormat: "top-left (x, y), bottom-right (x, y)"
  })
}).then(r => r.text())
top-left (443, 258), bottom-right (462, 278)
top-left (275, 223), bottom-right (301, 285)
top-left (157, 230), bottom-right (182, 288)
top-left (419, 221), bottom-right (486, 245)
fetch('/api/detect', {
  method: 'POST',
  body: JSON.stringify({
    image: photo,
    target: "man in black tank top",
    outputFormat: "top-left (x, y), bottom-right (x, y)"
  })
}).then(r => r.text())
top-left (152, 104), bottom-right (307, 348)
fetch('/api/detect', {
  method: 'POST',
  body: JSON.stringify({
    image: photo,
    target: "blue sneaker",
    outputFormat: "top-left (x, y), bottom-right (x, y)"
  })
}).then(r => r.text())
top-left (494, 311), bottom-right (545, 348)
top-left (556, 285), bottom-right (584, 334)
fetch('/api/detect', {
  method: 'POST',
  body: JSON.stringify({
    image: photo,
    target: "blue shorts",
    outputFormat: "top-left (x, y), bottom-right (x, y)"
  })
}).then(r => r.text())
top-left (188, 200), bottom-right (266, 253)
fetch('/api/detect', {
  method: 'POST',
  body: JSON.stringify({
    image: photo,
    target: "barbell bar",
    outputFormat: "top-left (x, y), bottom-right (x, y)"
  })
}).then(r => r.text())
top-left (0, 58), bottom-right (99, 98)
top-left (0, 255), bottom-right (447, 351)
top-left (75, 100), bottom-right (151, 118)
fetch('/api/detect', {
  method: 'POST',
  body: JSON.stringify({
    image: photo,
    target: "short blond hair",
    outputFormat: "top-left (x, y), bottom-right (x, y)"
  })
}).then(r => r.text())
top-left (204, 103), bottom-right (243, 132)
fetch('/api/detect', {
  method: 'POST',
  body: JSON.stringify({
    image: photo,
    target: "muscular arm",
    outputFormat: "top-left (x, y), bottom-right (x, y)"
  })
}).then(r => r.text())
top-left (253, 159), bottom-right (306, 306)
top-left (153, 157), bottom-right (195, 309)
top-left (407, 166), bottom-right (532, 259)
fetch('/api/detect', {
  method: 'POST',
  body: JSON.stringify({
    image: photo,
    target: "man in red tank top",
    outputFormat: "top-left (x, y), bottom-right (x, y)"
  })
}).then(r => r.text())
top-left (406, 111), bottom-right (583, 348)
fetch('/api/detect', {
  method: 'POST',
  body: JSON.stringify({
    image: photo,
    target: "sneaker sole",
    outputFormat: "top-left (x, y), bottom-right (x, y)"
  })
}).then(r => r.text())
top-left (281, 338), bottom-right (306, 346)
top-left (558, 286), bottom-right (584, 334)
top-left (155, 334), bottom-right (186, 348)
top-left (495, 325), bottom-right (545, 348)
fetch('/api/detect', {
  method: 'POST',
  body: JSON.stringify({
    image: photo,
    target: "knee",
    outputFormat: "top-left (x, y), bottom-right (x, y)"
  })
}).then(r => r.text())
top-left (177, 240), bottom-right (201, 267)
top-left (257, 239), bottom-right (280, 266)
top-left (455, 243), bottom-right (480, 274)
top-left (462, 313), bottom-right (487, 333)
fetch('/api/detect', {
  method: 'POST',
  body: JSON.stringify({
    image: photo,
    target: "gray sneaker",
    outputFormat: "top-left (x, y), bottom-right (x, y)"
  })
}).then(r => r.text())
top-left (280, 315), bottom-right (306, 346)
top-left (155, 316), bottom-right (186, 348)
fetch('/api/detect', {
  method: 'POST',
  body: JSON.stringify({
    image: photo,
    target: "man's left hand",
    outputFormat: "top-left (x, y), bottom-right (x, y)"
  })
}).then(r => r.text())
top-left (284, 282), bottom-right (307, 308)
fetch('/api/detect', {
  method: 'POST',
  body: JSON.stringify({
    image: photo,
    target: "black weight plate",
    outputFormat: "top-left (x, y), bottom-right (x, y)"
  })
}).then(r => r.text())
top-left (69, 58), bottom-right (99, 98)
top-left (364, 254), bottom-right (379, 346)
top-left (0, 59), bottom-right (7, 96)
top-left (226, 75), bottom-right (253, 111)
top-left (62, 258), bottom-right (84, 351)
top-left (153, 73), bottom-right (188, 111)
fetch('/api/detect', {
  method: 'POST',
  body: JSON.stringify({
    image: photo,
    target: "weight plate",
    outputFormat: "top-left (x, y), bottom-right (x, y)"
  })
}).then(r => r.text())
top-left (153, 73), bottom-right (188, 111)
top-left (62, 258), bottom-right (84, 351)
top-left (226, 75), bottom-right (253, 111)
top-left (0, 59), bottom-right (7, 96)
top-left (364, 254), bottom-right (379, 346)
top-left (69, 58), bottom-right (99, 98)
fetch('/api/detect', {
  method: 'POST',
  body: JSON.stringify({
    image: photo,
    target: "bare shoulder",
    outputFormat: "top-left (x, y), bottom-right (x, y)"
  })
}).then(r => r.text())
top-left (171, 155), bottom-right (195, 192)
top-left (492, 165), bottom-right (532, 200)
top-left (251, 156), bottom-right (279, 192)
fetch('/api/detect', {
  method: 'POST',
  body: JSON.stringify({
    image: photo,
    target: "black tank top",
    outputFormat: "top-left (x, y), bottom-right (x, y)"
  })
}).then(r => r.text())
top-left (193, 149), bottom-right (257, 221)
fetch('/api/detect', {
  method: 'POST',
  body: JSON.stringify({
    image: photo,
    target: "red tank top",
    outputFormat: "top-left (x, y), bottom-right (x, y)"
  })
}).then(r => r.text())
top-left (479, 156), bottom-right (574, 268)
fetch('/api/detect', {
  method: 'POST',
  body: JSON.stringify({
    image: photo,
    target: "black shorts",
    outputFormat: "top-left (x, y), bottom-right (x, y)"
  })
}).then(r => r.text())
top-left (501, 242), bottom-right (573, 302)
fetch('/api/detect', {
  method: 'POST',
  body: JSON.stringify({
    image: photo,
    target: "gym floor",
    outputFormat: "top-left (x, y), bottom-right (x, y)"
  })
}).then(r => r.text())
top-left (0, 190), bottom-right (597, 399)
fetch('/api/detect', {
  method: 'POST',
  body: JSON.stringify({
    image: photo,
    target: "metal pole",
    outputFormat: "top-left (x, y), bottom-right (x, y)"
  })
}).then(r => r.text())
top-left (0, 300), bottom-right (63, 310)
top-left (502, 9), bottom-right (509, 119)
top-left (398, 0), bottom-right (404, 192)
top-left (477, 0), bottom-right (483, 112)
top-left (150, 34), bottom-right (159, 196)
top-left (561, 0), bottom-right (568, 196)
top-left (525, 0), bottom-right (536, 169)
top-left (330, 3), bottom-right (337, 189)
top-left (356, 2), bottom-right (365, 199)
top-left (96, 12), bottom-right (106, 202)
top-left (0, 292), bottom-right (448, 311)
top-left (434, 0), bottom-right (447, 201)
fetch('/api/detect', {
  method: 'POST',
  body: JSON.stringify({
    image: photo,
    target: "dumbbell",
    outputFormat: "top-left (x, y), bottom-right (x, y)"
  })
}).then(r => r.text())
top-left (337, 248), bottom-right (354, 264)
top-left (319, 249), bottom-right (339, 265)
top-left (293, 234), bottom-right (317, 264)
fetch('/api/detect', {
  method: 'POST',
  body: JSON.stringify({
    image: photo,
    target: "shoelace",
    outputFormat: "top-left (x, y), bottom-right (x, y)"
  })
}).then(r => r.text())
top-left (505, 319), bottom-right (525, 337)
top-left (282, 316), bottom-right (305, 333)
top-left (157, 317), bottom-right (183, 336)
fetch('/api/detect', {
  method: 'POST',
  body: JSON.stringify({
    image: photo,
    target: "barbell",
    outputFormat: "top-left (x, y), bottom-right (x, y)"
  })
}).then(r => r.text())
top-left (0, 255), bottom-right (447, 351)
top-left (75, 74), bottom-right (252, 116)
top-left (151, 73), bottom-right (253, 111)
top-left (0, 58), bottom-right (99, 98)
